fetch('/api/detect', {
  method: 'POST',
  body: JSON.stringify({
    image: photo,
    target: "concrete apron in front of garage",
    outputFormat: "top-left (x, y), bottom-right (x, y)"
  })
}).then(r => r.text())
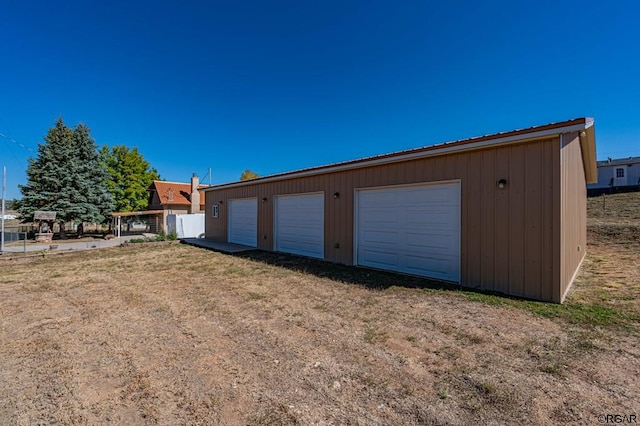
top-left (181, 238), bottom-right (256, 254)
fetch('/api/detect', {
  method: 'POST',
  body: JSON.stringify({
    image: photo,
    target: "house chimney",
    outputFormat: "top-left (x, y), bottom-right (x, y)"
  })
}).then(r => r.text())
top-left (190, 173), bottom-right (200, 213)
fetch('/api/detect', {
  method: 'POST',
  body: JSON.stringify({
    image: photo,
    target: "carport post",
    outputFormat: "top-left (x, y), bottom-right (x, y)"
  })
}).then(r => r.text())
top-left (117, 216), bottom-right (121, 239)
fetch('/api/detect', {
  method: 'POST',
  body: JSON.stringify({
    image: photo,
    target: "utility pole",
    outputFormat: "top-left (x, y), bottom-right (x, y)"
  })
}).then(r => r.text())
top-left (1, 166), bottom-right (6, 254)
top-left (209, 168), bottom-right (212, 186)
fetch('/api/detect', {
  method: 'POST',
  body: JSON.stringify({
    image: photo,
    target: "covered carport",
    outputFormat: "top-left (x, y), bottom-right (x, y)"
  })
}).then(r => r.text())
top-left (110, 210), bottom-right (164, 236)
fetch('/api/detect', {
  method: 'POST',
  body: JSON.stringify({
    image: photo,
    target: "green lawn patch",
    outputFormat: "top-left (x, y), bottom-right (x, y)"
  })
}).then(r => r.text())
top-left (462, 291), bottom-right (638, 330)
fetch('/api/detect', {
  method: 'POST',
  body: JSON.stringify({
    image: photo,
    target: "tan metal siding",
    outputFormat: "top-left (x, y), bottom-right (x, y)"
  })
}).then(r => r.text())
top-left (466, 150), bottom-right (483, 289)
top-left (560, 132), bottom-right (588, 301)
top-left (524, 142), bottom-right (543, 300)
top-left (205, 137), bottom-right (561, 301)
top-left (542, 141), bottom-right (557, 302)
top-left (494, 148), bottom-right (511, 294)
top-left (456, 153), bottom-right (470, 285)
top-left (552, 140), bottom-right (562, 302)
top-left (481, 150), bottom-right (496, 292)
top-left (508, 144), bottom-right (526, 297)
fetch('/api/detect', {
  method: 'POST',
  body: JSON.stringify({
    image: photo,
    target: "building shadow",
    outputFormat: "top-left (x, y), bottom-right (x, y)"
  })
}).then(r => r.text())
top-left (234, 250), bottom-right (462, 292)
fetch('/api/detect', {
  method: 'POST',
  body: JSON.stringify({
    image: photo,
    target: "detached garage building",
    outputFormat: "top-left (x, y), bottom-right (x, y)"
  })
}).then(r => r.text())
top-left (204, 118), bottom-right (597, 303)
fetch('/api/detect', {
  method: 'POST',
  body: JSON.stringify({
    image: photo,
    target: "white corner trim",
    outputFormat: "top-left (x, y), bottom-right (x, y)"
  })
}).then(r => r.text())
top-left (561, 250), bottom-right (587, 303)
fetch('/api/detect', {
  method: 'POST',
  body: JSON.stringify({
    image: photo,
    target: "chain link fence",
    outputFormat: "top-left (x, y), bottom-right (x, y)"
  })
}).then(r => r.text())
top-left (1, 229), bottom-right (28, 253)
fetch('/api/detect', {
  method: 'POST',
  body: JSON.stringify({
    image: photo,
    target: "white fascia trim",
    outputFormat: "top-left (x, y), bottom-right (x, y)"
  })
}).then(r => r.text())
top-left (155, 180), bottom-right (192, 185)
top-left (584, 118), bottom-right (594, 130)
top-left (204, 122), bottom-right (590, 192)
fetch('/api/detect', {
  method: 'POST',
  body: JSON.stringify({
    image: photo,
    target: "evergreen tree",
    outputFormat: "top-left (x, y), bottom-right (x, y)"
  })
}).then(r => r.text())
top-left (99, 145), bottom-right (160, 212)
top-left (73, 124), bottom-right (115, 221)
top-left (18, 118), bottom-right (115, 236)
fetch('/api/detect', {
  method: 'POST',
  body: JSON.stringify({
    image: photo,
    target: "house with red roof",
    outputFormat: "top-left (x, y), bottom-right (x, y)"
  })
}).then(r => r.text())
top-left (148, 175), bottom-right (207, 214)
top-left (112, 174), bottom-right (208, 234)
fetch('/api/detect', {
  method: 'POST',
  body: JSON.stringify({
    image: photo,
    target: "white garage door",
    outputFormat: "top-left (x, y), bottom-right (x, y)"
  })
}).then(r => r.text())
top-left (356, 182), bottom-right (460, 282)
top-left (275, 193), bottom-right (324, 259)
top-left (228, 198), bottom-right (257, 247)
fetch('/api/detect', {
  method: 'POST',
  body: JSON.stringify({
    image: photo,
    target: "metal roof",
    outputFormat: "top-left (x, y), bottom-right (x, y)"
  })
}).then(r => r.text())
top-left (597, 156), bottom-right (640, 167)
top-left (203, 117), bottom-right (597, 191)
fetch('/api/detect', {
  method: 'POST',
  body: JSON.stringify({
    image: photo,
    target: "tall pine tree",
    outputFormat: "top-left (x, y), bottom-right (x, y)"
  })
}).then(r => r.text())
top-left (99, 145), bottom-right (160, 212)
top-left (18, 118), bottom-right (115, 237)
top-left (73, 123), bottom-right (115, 221)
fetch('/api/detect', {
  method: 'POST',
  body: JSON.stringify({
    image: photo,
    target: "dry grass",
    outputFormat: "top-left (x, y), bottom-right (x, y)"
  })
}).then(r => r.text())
top-left (587, 191), bottom-right (640, 225)
top-left (0, 194), bottom-right (638, 424)
top-left (579, 193), bottom-right (640, 319)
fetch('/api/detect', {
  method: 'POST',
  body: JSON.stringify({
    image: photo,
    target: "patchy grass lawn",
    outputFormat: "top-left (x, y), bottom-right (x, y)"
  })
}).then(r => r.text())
top-left (0, 194), bottom-right (638, 425)
top-left (588, 191), bottom-right (640, 225)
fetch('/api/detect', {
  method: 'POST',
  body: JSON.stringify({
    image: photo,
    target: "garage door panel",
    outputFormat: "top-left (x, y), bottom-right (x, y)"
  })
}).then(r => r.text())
top-left (275, 193), bottom-right (324, 259)
top-left (278, 241), bottom-right (304, 252)
top-left (360, 250), bottom-right (398, 269)
top-left (280, 240), bottom-right (321, 253)
top-left (296, 218), bottom-right (324, 228)
top-left (278, 209), bottom-right (322, 219)
top-left (296, 226), bottom-right (323, 234)
top-left (362, 230), bottom-right (457, 250)
top-left (357, 182), bottom-right (460, 282)
top-left (360, 229), bottom-right (399, 245)
top-left (278, 227), bottom-right (323, 236)
top-left (232, 228), bottom-right (253, 242)
top-left (359, 210), bottom-right (398, 225)
top-left (278, 224), bottom-right (324, 237)
top-left (405, 255), bottom-right (454, 279)
top-left (410, 187), bottom-right (453, 200)
top-left (406, 233), bottom-right (457, 251)
top-left (406, 212), bottom-right (454, 228)
top-left (403, 187), bottom-right (451, 203)
top-left (359, 191), bottom-right (399, 205)
top-left (228, 198), bottom-right (257, 247)
top-left (278, 231), bottom-right (323, 243)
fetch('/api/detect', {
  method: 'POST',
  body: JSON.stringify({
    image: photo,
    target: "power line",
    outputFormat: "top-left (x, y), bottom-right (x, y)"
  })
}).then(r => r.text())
top-left (200, 167), bottom-right (212, 186)
top-left (0, 132), bottom-right (35, 154)
top-left (0, 132), bottom-right (35, 168)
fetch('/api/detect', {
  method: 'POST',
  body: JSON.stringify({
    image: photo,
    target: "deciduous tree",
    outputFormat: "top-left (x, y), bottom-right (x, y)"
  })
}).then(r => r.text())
top-left (99, 145), bottom-right (160, 212)
top-left (240, 169), bottom-right (259, 181)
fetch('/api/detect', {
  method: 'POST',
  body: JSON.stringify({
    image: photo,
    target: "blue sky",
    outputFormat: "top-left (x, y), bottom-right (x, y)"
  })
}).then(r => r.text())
top-left (1, 1), bottom-right (639, 200)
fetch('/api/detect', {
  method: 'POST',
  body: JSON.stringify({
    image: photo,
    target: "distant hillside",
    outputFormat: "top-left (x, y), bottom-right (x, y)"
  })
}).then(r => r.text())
top-left (588, 192), bottom-right (639, 245)
top-left (588, 191), bottom-right (640, 224)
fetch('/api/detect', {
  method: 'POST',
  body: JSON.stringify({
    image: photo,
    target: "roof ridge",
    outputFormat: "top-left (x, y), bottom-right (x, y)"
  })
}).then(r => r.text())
top-left (203, 117), bottom-right (593, 191)
top-left (153, 180), bottom-right (191, 185)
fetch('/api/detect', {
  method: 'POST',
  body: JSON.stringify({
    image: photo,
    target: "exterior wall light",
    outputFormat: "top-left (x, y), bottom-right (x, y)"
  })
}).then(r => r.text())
top-left (219, 200), bottom-right (224, 204)
top-left (333, 192), bottom-right (340, 199)
top-left (262, 197), bottom-right (268, 202)
top-left (497, 179), bottom-right (507, 189)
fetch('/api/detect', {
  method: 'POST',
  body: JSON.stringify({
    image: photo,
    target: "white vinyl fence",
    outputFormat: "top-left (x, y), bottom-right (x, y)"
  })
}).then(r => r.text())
top-left (166, 214), bottom-right (205, 239)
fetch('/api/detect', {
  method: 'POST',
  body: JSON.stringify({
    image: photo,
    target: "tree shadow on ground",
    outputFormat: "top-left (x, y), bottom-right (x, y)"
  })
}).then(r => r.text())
top-left (234, 250), bottom-right (462, 292)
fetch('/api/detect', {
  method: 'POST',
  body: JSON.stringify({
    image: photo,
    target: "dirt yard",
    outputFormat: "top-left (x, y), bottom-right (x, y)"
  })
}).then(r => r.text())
top-left (0, 194), bottom-right (638, 425)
